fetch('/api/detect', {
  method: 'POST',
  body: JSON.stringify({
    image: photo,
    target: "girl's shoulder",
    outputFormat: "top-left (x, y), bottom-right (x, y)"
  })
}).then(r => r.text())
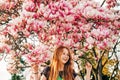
top-left (41, 66), bottom-right (51, 78)
top-left (42, 66), bottom-right (51, 72)
top-left (73, 70), bottom-right (78, 78)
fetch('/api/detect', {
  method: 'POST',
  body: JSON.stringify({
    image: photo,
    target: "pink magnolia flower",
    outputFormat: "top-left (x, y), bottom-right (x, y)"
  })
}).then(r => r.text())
top-left (63, 23), bottom-right (73, 32)
top-left (113, 21), bottom-right (120, 28)
top-left (6, 51), bottom-right (23, 74)
top-left (0, 44), bottom-right (4, 53)
top-left (1, 1), bottom-right (15, 10)
top-left (111, 35), bottom-right (118, 43)
top-left (22, 10), bottom-right (35, 18)
top-left (55, 38), bottom-right (64, 46)
top-left (106, 0), bottom-right (116, 8)
top-left (97, 42), bottom-right (105, 50)
top-left (97, 39), bottom-right (111, 50)
top-left (7, 63), bottom-right (19, 74)
top-left (91, 29), bottom-right (100, 39)
top-left (63, 39), bottom-right (74, 47)
top-left (91, 27), bottom-right (111, 41)
top-left (65, 15), bottom-right (75, 22)
top-left (82, 6), bottom-right (98, 18)
top-left (24, 1), bottom-right (36, 12)
top-left (23, 30), bottom-right (30, 37)
top-left (80, 23), bottom-right (92, 33)
top-left (4, 45), bottom-right (11, 53)
top-left (86, 37), bottom-right (95, 44)
top-left (25, 45), bottom-right (50, 64)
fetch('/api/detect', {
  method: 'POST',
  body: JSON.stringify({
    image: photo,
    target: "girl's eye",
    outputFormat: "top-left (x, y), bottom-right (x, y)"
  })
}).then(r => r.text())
top-left (63, 52), bottom-right (69, 57)
top-left (63, 53), bottom-right (65, 55)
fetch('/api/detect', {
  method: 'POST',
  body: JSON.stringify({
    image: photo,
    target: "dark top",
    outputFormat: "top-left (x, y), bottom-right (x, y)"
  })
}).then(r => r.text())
top-left (41, 66), bottom-right (77, 80)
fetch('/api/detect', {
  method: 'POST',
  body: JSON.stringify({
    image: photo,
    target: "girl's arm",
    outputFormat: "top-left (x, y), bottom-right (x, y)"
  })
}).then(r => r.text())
top-left (84, 62), bottom-right (92, 80)
top-left (31, 64), bottom-right (40, 80)
top-left (32, 73), bottom-right (40, 80)
top-left (74, 62), bottom-right (92, 80)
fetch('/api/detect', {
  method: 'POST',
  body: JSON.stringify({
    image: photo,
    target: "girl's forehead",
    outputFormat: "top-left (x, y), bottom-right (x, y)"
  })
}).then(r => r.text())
top-left (63, 48), bottom-right (69, 53)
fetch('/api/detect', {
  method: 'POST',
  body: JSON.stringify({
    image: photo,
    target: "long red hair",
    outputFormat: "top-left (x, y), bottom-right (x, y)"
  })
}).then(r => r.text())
top-left (49, 45), bottom-right (74, 80)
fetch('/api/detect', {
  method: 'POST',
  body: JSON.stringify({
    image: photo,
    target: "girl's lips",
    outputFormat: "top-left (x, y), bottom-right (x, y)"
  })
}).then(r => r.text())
top-left (63, 58), bottom-right (68, 61)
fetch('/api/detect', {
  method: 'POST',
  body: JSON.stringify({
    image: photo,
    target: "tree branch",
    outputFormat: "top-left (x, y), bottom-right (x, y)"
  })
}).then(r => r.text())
top-left (100, 0), bottom-right (106, 7)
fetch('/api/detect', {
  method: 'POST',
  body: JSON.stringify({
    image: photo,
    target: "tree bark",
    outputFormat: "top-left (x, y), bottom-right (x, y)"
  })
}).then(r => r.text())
top-left (97, 60), bottom-right (103, 80)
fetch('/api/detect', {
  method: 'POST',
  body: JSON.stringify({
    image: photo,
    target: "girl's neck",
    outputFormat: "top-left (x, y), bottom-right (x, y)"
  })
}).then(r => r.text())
top-left (59, 64), bottom-right (64, 71)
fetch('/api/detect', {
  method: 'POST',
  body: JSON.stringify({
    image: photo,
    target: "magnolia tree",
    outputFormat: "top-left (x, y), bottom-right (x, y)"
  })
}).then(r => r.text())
top-left (0, 0), bottom-right (120, 80)
top-left (0, 0), bottom-right (24, 25)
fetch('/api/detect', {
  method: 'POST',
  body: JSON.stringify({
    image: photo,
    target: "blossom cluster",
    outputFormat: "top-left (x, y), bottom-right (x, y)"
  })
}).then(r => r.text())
top-left (0, 0), bottom-right (120, 67)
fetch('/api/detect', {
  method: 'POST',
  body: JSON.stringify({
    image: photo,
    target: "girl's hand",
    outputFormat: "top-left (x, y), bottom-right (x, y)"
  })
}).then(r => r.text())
top-left (31, 64), bottom-right (38, 74)
top-left (31, 64), bottom-right (40, 80)
top-left (85, 62), bottom-right (92, 80)
top-left (85, 62), bottom-right (92, 73)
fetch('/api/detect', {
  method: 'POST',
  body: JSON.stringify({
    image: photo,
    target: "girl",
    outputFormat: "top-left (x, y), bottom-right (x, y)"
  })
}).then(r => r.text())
top-left (32, 45), bottom-right (91, 80)
top-left (40, 45), bottom-right (90, 80)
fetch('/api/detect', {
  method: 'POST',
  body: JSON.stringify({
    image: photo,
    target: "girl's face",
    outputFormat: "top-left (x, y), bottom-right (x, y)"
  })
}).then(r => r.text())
top-left (60, 48), bottom-right (70, 64)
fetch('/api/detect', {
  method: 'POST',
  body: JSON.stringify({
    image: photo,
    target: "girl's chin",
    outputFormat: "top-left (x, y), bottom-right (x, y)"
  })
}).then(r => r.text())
top-left (62, 61), bottom-right (68, 64)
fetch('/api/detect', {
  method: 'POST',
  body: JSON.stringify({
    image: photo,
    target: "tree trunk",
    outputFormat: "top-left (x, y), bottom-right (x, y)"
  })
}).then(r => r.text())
top-left (97, 60), bottom-right (103, 80)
